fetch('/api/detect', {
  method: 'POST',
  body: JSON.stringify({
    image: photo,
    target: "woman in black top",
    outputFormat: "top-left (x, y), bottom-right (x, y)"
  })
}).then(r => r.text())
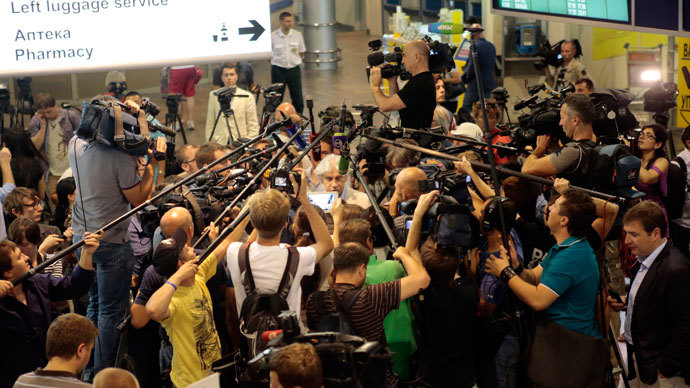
top-left (52, 177), bottom-right (76, 232)
top-left (2, 129), bottom-right (46, 198)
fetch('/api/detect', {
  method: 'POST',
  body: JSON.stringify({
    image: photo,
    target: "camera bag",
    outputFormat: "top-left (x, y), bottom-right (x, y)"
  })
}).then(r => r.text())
top-left (237, 242), bottom-right (300, 359)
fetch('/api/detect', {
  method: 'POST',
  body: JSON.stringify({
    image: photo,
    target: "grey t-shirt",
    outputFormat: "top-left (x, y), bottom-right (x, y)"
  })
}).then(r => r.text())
top-left (68, 137), bottom-right (140, 243)
top-left (549, 142), bottom-right (584, 174)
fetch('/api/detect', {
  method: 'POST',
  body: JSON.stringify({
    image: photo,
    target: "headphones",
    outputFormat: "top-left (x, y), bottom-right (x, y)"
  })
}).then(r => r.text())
top-left (481, 196), bottom-right (517, 233)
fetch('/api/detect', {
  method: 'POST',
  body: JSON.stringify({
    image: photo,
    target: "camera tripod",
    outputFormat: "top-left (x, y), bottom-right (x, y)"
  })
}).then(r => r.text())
top-left (208, 108), bottom-right (242, 145)
top-left (164, 95), bottom-right (188, 144)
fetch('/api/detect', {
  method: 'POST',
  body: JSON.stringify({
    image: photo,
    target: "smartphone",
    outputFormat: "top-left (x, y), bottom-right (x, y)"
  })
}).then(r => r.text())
top-left (608, 289), bottom-right (624, 304)
top-left (307, 191), bottom-right (337, 212)
top-left (405, 219), bottom-right (413, 230)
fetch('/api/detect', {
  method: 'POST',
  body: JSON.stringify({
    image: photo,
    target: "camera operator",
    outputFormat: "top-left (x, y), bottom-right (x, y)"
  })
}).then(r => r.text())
top-left (124, 91), bottom-right (166, 185)
top-left (544, 40), bottom-right (588, 90)
top-left (315, 154), bottom-right (370, 209)
top-left (521, 94), bottom-right (596, 179)
top-left (405, 190), bottom-right (478, 388)
top-left (388, 166), bottom-right (426, 219)
top-left (484, 188), bottom-right (606, 385)
top-left (68, 98), bottom-right (166, 378)
top-left (369, 39), bottom-right (436, 130)
top-left (205, 64), bottom-right (259, 145)
top-left (268, 343), bottom-right (323, 388)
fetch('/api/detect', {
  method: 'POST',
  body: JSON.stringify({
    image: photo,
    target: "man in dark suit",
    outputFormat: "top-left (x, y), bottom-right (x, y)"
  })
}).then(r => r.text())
top-left (609, 201), bottom-right (690, 387)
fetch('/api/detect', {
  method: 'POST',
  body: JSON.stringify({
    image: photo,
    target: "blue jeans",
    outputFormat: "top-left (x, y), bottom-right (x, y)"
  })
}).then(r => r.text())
top-left (495, 334), bottom-right (520, 388)
top-left (77, 235), bottom-right (135, 380)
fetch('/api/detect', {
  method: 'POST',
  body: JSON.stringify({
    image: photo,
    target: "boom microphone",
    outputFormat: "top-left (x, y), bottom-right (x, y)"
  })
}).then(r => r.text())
top-left (148, 123), bottom-right (178, 137)
top-left (263, 116), bottom-right (293, 136)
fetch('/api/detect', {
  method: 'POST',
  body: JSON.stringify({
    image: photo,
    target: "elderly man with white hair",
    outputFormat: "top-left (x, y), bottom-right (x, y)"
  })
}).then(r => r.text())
top-left (314, 154), bottom-right (371, 209)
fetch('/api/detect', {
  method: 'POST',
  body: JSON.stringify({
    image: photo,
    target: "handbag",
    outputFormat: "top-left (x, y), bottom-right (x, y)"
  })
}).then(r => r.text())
top-left (526, 315), bottom-right (609, 388)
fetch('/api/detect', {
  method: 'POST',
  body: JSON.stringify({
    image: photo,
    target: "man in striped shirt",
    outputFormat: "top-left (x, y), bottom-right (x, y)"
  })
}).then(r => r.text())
top-left (306, 243), bottom-right (430, 385)
top-left (14, 313), bottom-right (97, 388)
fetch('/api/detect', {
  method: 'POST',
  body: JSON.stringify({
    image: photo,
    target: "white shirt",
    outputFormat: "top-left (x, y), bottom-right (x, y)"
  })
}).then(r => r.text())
top-left (271, 28), bottom-right (306, 68)
top-left (624, 240), bottom-right (666, 344)
top-left (227, 242), bottom-right (317, 316)
top-left (205, 86), bottom-right (260, 145)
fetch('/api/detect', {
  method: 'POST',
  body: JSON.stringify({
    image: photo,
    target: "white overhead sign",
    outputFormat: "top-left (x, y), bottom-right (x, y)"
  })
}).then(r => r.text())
top-left (1, 0), bottom-right (272, 77)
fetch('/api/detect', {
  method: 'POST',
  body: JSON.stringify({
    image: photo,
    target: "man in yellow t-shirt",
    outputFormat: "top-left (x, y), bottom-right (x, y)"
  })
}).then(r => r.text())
top-left (146, 216), bottom-right (249, 387)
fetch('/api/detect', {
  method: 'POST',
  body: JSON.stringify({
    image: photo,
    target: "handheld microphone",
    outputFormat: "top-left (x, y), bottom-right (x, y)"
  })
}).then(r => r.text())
top-left (338, 154), bottom-right (350, 175)
top-left (427, 22), bottom-right (465, 35)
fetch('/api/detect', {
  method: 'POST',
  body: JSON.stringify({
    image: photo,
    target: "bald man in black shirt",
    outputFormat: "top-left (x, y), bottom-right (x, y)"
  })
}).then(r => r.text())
top-left (369, 39), bottom-right (436, 129)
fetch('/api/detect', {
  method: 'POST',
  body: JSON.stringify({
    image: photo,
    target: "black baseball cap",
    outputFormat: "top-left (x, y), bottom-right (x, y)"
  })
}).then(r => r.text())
top-left (153, 228), bottom-right (187, 278)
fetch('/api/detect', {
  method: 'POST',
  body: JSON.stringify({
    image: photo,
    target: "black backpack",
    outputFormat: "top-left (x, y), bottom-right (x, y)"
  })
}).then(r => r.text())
top-left (238, 243), bottom-right (300, 359)
top-left (313, 288), bottom-right (364, 335)
top-left (667, 156), bottom-right (688, 220)
top-left (568, 140), bottom-right (643, 198)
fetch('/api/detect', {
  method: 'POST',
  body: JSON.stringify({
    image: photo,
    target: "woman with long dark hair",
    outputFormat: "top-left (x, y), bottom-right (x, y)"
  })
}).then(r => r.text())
top-left (636, 123), bottom-right (670, 230)
top-left (53, 177), bottom-right (76, 232)
top-left (2, 128), bottom-right (47, 199)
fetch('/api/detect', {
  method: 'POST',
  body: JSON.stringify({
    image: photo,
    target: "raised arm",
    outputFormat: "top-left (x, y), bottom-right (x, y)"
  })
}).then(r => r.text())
top-left (292, 173), bottom-right (333, 262)
top-left (395, 246), bottom-right (430, 301)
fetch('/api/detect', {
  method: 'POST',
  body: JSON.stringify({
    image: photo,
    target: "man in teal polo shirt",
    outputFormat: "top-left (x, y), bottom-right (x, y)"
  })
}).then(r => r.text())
top-left (485, 188), bottom-right (600, 337)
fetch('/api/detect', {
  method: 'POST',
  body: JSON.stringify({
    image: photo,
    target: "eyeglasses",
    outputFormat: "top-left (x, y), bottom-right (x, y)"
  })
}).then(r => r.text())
top-left (181, 159), bottom-right (197, 165)
top-left (639, 132), bottom-right (656, 141)
top-left (21, 200), bottom-right (40, 210)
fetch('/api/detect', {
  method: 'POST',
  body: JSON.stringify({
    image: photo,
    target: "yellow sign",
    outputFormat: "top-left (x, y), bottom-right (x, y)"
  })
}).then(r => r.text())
top-left (677, 37), bottom-right (690, 127)
top-left (592, 28), bottom-right (667, 61)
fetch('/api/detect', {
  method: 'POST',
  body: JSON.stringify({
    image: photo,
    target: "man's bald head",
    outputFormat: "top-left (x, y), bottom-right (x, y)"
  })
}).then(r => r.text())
top-left (402, 39), bottom-right (430, 75)
top-left (395, 167), bottom-right (427, 201)
top-left (93, 367), bottom-right (140, 388)
top-left (160, 207), bottom-right (193, 245)
top-left (405, 39), bottom-right (429, 60)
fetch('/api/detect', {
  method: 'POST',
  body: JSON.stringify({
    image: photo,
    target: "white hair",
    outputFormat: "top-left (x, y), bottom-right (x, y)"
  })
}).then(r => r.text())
top-left (314, 153), bottom-right (340, 179)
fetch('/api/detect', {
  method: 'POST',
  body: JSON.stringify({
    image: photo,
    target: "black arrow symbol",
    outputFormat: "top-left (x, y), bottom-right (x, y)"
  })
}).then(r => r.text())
top-left (238, 20), bottom-right (265, 41)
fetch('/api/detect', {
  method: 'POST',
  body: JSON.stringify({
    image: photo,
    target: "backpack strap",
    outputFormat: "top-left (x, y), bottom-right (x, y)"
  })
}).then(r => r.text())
top-left (328, 287), bottom-right (364, 326)
top-left (238, 242), bottom-right (254, 295)
top-left (314, 291), bottom-right (328, 317)
top-left (276, 247), bottom-right (300, 300)
top-left (570, 140), bottom-right (595, 174)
